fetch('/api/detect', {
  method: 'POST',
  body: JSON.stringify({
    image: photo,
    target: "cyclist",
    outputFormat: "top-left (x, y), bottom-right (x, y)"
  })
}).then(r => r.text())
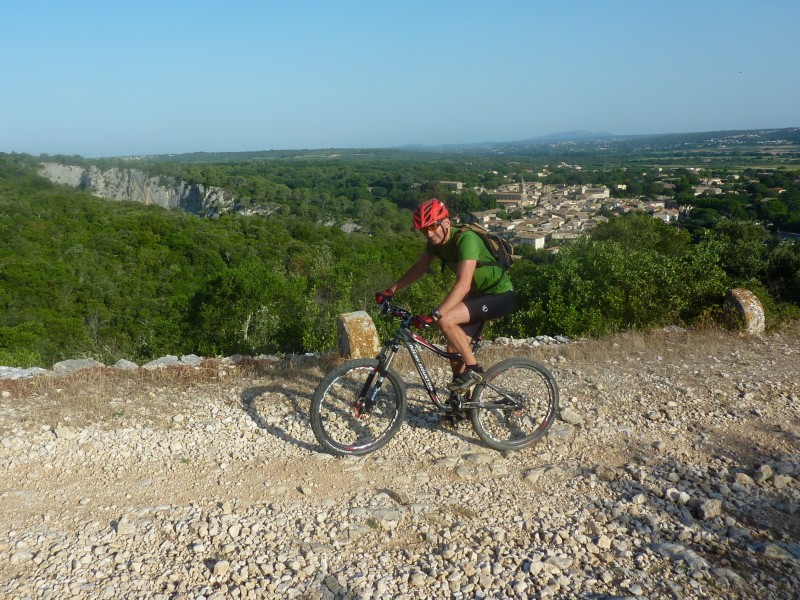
top-left (375, 198), bottom-right (515, 392)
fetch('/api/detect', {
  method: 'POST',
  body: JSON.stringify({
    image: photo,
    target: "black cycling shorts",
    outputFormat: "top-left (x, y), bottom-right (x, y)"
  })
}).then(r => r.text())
top-left (461, 290), bottom-right (516, 338)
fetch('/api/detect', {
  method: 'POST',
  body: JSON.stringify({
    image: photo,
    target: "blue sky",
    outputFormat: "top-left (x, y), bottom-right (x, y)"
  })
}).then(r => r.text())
top-left (2, 0), bottom-right (798, 157)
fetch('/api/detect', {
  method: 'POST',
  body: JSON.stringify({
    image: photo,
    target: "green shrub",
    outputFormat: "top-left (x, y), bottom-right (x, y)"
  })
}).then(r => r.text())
top-left (504, 216), bottom-right (730, 338)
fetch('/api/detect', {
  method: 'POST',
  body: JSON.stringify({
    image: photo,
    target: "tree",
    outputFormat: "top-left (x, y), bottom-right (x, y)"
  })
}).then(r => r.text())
top-left (766, 241), bottom-right (800, 303)
top-left (188, 263), bottom-right (305, 356)
top-left (506, 235), bottom-right (727, 338)
top-left (590, 212), bottom-right (692, 257)
top-left (710, 220), bottom-right (771, 282)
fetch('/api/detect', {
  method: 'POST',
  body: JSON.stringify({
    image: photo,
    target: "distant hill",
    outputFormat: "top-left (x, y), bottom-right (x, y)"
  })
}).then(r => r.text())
top-left (384, 127), bottom-right (800, 164)
top-left (518, 130), bottom-right (618, 142)
top-left (36, 127), bottom-right (799, 163)
top-left (397, 131), bottom-right (620, 152)
top-left (400, 127), bottom-right (800, 154)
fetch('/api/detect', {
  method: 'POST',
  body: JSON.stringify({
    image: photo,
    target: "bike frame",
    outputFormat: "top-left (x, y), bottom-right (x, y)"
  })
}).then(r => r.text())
top-left (358, 303), bottom-right (489, 415)
top-left (312, 301), bottom-right (559, 455)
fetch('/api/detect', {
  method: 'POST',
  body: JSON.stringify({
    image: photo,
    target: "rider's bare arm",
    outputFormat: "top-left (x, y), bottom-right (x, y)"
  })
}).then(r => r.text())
top-left (437, 259), bottom-right (476, 316)
top-left (390, 251), bottom-right (433, 294)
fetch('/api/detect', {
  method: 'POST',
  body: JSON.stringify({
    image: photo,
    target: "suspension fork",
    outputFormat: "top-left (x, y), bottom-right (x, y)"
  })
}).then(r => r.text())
top-left (355, 339), bottom-right (401, 416)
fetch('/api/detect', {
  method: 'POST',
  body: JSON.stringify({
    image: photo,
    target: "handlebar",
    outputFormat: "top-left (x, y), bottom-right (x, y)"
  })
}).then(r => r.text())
top-left (378, 298), bottom-right (483, 349)
top-left (379, 299), bottom-right (413, 322)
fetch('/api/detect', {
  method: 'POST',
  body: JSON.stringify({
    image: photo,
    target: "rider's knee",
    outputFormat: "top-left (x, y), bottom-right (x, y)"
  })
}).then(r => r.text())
top-left (438, 313), bottom-right (465, 331)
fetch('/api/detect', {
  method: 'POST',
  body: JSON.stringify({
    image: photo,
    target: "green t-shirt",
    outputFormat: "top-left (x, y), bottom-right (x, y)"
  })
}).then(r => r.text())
top-left (426, 230), bottom-right (513, 295)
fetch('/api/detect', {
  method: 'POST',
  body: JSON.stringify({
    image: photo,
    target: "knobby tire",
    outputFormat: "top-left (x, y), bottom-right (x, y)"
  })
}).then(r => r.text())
top-left (310, 358), bottom-right (407, 457)
top-left (469, 357), bottom-right (559, 451)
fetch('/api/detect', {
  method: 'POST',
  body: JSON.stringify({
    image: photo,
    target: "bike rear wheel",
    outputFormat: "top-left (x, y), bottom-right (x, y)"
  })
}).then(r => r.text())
top-left (469, 357), bottom-right (559, 451)
top-left (310, 358), bottom-right (407, 456)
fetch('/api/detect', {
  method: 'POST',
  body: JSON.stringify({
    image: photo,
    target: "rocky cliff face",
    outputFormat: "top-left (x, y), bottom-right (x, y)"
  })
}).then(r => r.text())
top-left (39, 163), bottom-right (236, 217)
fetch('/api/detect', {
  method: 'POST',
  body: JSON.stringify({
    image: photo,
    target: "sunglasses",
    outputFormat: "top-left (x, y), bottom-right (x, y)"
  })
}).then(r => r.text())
top-left (421, 221), bottom-right (442, 233)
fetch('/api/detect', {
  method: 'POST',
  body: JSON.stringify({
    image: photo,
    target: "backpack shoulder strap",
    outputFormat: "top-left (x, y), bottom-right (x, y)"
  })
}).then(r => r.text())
top-left (456, 225), bottom-right (502, 269)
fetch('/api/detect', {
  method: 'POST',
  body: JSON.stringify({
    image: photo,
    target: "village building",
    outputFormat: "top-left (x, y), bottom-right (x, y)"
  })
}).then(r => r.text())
top-left (464, 167), bottom-right (754, 253)
top-left (492, 178), bottom-right (539, 209)
top-left (651, 208), bottom-right (681, 223)
top-left (439, 180), bottom-right (464, 191)
top-left (692, 185), bottom-right (723, 195)
top-left (463, 209), bottom-right (499, 225)
top-left (513, 230), bottom-right (548, 250)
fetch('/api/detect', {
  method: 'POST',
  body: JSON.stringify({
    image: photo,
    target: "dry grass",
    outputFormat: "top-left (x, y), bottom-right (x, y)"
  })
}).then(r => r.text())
top-left (0, 357), bottom-right (324, 434)
top-left (547, 321), bottom-right (799, 367)
top-left (2, 321), bottom-right (798, 435)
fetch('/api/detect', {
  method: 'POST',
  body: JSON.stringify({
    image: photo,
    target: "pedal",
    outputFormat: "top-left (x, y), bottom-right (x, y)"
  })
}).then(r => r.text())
top-left (447, 392), bottom-right (462, 412)
top-left (442, 410), bottom-right (467, 428)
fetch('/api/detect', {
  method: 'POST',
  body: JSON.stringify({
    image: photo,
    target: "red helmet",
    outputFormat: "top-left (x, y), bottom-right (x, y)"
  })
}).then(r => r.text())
top-left (413, 198), bottom-right (449, 229)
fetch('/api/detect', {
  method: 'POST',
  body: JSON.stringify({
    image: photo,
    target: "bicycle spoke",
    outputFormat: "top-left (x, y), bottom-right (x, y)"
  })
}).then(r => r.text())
top-left (470, 358), bottom-right (559, 451)
top-left (310, 360), bottom-right (406, 456)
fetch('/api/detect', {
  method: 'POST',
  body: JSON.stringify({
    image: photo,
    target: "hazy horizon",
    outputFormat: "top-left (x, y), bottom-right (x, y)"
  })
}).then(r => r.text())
top-left (26, 126), bottom-right (800, 160)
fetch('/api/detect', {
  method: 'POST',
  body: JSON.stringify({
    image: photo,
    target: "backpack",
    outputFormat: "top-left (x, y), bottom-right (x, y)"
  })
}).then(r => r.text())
top-left (455, 222), bottom-right (514, 270)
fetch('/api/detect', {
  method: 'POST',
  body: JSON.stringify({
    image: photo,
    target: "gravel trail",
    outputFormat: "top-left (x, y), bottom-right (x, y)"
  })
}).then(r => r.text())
top-left (1, 327), bottom-right (799, 599)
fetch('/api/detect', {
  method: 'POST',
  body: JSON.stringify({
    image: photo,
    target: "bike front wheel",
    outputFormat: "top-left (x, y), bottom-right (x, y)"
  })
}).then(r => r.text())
top-left (310, 358), bottom-right (407, 457)
top-left (470, 357), bottom-right (559, 451)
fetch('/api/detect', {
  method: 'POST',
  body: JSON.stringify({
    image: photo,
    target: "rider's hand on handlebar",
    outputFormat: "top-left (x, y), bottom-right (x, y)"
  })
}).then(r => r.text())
top-left (375, 289), bottom-right (394, 305)
top-left (412, 314), bottom-right (435, 329)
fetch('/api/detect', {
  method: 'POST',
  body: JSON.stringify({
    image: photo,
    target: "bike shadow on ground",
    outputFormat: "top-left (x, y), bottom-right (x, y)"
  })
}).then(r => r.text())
top-left (239, 374), bottom-right (489, 454)
top-left (401, 381), bottom-right (487, 448)
top-left (240, 379), bottom-right (322, 453)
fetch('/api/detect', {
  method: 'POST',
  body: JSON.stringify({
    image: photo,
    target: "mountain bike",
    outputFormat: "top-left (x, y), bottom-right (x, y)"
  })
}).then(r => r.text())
top-left (310, 300), bottom-right (559, 456)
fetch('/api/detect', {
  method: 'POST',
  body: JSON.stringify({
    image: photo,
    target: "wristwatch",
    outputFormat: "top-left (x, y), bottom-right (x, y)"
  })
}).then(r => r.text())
top-left (432, 308), bottom-right (442, 321)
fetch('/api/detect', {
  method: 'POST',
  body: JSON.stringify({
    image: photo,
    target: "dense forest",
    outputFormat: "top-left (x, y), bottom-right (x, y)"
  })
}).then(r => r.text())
top-left (2, 139), bottom-right (799, 368)
top-left (41, 129), bottom-right (800, 235)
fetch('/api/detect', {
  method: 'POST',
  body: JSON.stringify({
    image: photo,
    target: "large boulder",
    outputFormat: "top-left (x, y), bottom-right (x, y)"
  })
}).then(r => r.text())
top-left (725, 288), bottom-right (765, 334)
top-left (337, 311), bottom-right (381, 359)
top-left (52, 358), bottom-right (105, 376)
